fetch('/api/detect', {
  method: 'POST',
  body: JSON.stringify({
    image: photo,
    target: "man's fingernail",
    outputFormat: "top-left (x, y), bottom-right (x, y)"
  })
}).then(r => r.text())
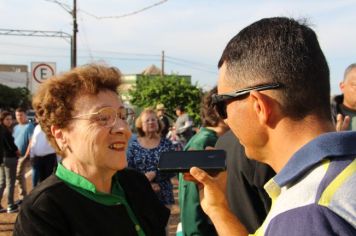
top-left (190, 167), bottom-right (198, 175)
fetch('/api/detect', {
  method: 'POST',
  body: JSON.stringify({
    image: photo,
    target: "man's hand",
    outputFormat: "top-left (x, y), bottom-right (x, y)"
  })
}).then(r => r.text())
top-left (185, 167), bottom-right (229, 216)
top-left (336, 114), bottom-right (350, 131)
top-left (185, 167), bottom-right (248, 235)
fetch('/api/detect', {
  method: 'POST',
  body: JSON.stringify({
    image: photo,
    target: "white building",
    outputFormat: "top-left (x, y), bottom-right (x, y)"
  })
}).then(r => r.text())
top-left (0, 64), bottom-right (29, 89)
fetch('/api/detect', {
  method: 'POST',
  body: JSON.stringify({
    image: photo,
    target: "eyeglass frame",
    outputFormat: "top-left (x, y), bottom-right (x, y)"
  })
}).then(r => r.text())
top-left (71, 106), bottom-right (128, 128)
top-left (211, 83), bottom-right (283, 119)
top-left (143, 117), bottom-right (159, 124)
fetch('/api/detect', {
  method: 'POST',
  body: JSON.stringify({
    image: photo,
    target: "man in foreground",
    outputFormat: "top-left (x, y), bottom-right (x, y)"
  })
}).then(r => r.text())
top-left (188, 17), bottom-right (356, 235)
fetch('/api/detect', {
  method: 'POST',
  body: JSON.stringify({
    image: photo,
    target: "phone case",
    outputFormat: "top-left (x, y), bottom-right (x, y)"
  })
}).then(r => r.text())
top-left (158, 149), bottom-right (226, 172)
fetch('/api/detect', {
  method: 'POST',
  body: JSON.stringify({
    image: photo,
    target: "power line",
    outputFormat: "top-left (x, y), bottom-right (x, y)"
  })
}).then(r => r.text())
top-left (1, 51), bottom-right (217, 76)
top-left (0, 42), bottom-right (160, 57)
top-left (0, 52), bottom-right (160, 62)
top-left (44, 0), bottom-right (72, 14)
top-left (166, 55), bottom-right (216, 68)
top-left (78, 15), bottom-right (94, 60)
top-left (1, 52), bottom-right (69, 58)
top-left (80, 0), bottom-right (168, 20)
top-left (165, 60), bottom-right (217, 74)
top-left (0, 42), bottom-right (217, 74)
top-left (44, 0), bottom-right (77, 68)
top-left (0, 42), bottom-right (71, 50)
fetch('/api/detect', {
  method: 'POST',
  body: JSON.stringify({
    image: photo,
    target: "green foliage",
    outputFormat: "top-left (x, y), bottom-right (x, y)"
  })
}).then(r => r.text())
top-left (128, 75), bottom-right (203, 125)
top-left (0, 83), bottom-right (31, 110)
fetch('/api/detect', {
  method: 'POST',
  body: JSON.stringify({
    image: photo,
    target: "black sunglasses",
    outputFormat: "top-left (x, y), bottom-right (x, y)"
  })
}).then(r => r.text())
top-left (211, 83), bottom-right (283, 119)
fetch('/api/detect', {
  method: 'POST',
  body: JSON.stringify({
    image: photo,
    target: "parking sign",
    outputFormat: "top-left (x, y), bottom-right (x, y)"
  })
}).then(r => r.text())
top-left (31, 62), bottom-right (56, 83)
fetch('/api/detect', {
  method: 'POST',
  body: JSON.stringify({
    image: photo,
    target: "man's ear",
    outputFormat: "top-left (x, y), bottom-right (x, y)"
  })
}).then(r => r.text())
top-left (249, 91), bottom-right (272, 125)
top-left (339, 81), bottom-right (345, 92)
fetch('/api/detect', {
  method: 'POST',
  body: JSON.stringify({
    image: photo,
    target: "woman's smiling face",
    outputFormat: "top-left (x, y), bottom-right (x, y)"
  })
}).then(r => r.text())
top-left (141, 112), bottom-right (159, 134)
top-left (64, 90), bottom-right (131, 173)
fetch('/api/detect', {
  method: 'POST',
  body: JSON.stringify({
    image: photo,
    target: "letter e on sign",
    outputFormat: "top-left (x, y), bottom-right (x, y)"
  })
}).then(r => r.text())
top-left (32, 62), bottom-right (56, 83)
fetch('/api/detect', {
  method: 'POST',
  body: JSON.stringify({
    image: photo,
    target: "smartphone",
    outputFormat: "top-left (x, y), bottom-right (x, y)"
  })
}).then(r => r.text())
top-left (158, 149), bottom-right (226, 173)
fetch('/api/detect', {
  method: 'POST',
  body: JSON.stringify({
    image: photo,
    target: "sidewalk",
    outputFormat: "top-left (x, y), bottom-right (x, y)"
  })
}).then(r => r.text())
top-left (0, 169), bottom-right (31, 236)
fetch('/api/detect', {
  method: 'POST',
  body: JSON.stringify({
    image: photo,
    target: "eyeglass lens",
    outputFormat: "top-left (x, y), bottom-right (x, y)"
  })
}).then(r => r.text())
top-left (144, 118), bottom-right (158, 123)
top-left (215, 102), bottom-right (227, 119)
top-left (94, 107), bottom-right (127, 127)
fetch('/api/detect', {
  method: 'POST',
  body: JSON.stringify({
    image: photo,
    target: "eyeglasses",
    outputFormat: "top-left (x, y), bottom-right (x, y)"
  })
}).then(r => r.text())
top-left (143, 118), bottom-right (158, 124)
top-left (212, 83), bottom-right (282, 119)
top-left (72, 107), bottom-right (128, 128)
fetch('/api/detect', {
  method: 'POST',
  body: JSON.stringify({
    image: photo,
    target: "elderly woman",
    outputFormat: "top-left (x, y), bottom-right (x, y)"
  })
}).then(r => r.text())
top-left (14, 64), bottom-right (169, 236)
top-left (126, 108), bottom-right (175, 207)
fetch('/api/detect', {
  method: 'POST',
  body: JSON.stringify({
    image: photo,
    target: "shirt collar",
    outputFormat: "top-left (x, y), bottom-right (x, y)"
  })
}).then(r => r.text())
top-left (56, 162), bottom-right (97, 193)
top-left (273, 131), bottom-right (356, 187)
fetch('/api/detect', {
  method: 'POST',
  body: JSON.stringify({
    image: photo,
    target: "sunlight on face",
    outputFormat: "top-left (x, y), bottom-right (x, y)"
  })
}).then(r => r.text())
top-left (15, 111), bottom-right (27, 124)
top-left (64, 90), bottom-right (131, 173)
top-left (342, 68), bottom-right (356, 109)
top-left (141, 112), bottom-right (159, 134)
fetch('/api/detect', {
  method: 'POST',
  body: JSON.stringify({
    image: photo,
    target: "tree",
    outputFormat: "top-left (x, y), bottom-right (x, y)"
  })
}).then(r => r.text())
top-left (128, 75), bottom-right (203, 125)
top-left (0, 83), bottom-right (31, 110)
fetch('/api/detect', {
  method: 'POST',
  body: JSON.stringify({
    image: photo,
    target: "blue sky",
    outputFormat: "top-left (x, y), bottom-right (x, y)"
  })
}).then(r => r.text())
top-left (0, 0), bottom-right (355, 94)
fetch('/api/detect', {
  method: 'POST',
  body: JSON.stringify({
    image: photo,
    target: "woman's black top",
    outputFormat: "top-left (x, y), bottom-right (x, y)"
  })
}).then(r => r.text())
top-left (0, 124), bottom-right (18, 158)
top-left (14, 168), bottom-right (170, 236)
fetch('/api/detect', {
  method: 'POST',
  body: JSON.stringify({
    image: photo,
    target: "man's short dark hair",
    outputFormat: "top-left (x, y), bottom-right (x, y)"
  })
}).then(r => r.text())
top-left (15, 107), bottom-right (26, 113)
top-left (218, 17), bottom-right (331, 120)
top-left (175, 105), bottom-right (185, 112)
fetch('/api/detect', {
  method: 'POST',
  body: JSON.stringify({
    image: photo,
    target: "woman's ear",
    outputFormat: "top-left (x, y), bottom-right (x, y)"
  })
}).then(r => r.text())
top-left (51, 125), bottom-right (66, 149)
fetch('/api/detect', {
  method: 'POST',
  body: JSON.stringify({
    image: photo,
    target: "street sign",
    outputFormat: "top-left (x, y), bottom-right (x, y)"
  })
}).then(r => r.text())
top-left (31, 62), bottom-right (56, 84)
top-left (30, 62), bottom-right (56, 95)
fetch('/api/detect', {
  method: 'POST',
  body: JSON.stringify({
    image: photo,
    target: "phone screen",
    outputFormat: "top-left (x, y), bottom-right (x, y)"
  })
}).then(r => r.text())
top-left (158, 149), bottom-right (226, 173)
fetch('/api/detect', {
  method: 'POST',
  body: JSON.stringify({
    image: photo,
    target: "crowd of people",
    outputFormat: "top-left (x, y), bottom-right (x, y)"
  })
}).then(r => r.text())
top-left (0, 16), bottom-right (355, 236)
top-left (0, 107), bottom-right (59, 214)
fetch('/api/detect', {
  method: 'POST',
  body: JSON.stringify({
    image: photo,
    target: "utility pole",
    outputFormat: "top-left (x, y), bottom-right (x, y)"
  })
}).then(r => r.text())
top-left (161, 50), bottom-right (165, 77)
top-left (71, 0), bottom-right (78, 68)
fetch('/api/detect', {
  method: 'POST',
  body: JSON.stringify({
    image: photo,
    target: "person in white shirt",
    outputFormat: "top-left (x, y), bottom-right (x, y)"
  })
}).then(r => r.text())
top-left (29, 123), bottom-right (57, 187)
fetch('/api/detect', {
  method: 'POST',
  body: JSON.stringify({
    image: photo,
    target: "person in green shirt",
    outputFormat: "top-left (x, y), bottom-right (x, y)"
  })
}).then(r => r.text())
top-left (178, 86), bottom-right (229, 236)
top-left (14, 64), bottom-right (169, 236)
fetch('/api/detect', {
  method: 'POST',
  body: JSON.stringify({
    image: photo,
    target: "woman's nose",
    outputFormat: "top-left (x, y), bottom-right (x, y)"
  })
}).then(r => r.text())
top-left (110, 118), bottom-right (132, 139)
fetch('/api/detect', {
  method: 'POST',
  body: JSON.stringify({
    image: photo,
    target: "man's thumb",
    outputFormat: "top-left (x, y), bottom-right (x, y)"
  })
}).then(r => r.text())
top-left (190, 167), bottom-right (210, 185)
